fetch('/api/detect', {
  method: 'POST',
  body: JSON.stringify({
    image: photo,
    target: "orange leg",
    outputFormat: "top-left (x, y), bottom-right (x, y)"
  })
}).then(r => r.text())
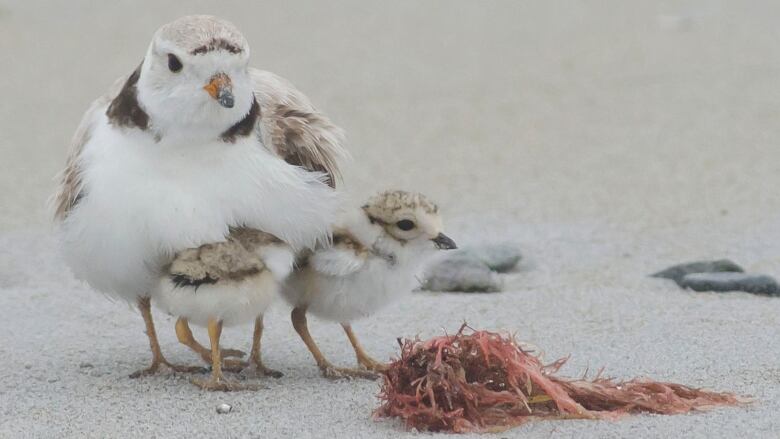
top-left (240, 316), bottom-right (283, 378)
top-left (129, 297), bottom-right (204, 378)
top-left (175, 317), bottom-right (245, 364)
top-left (342, 324), bottom-right (388, 372)
top-left (290, 307), bottom-right (377, 380)
top-left (191, 318), bottom-right (258, 391)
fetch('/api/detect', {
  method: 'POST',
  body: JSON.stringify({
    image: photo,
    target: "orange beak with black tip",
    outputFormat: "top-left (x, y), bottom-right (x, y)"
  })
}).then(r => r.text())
top-left (203, 72), bottom-right (234, 108)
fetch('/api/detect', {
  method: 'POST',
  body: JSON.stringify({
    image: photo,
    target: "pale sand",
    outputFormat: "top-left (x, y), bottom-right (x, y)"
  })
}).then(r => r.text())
top-left (1, 1), bottom-right (779, 437)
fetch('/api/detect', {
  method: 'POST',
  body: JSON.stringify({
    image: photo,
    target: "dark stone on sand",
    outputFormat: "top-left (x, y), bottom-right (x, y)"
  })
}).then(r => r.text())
top-left (421, 254), bottom-right (501, 293)
top-left (651, 259), bottom-right (744, 285)
top-left (679, 272), bottom-right (780, 297)
top-left (465, 244), bottom-right (522, 273)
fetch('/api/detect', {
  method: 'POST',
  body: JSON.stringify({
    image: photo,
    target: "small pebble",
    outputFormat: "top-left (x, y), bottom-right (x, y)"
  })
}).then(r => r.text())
top-left (680, 272), bottom-right (780, 297)
top-left (79, 362), bottom-right (94, 369)
top-left (651, 259), bottom-right (743, 285)
top-left (422, 254), bottom-right (501, 293)
top-left (216, 403), bottom-right (232, 414)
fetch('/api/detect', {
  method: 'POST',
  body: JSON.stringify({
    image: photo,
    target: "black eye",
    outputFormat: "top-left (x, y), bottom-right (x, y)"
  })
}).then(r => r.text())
top-left (167, 54), bottom-right (183, 73)
top-left (396, 220), bottom-right (415, 231)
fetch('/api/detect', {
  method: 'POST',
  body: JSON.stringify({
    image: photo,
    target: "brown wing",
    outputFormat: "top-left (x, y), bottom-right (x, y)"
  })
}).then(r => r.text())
top-left (167, 231), bottom-right (270, 288)
top-left (51, 75), bottom-right (129, 221)
top-left (250, 68), bottom-right (348, 188)
top-left (331, 229), bottom-right (370, 256)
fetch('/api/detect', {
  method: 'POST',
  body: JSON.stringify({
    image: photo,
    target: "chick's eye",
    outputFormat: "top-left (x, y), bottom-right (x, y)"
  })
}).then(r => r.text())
top-left (167, 54), bottom-right (183, 73)
top-left (396, 220), bottom-right (415, 231)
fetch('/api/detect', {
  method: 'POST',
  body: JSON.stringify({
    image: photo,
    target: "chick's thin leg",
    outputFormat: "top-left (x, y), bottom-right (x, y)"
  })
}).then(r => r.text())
top-left (291, 307), bottom-right (377, 380)
top-left (192, 318), bottom-right (257, 391)
top-left (175, 318), bottom-right (245, 364)
top-left (129, 297), bottom-right (204, 378)
top-left (238, 316), bottom-right (283, 378)
top-left (341, 324), bottom-right (389, 372)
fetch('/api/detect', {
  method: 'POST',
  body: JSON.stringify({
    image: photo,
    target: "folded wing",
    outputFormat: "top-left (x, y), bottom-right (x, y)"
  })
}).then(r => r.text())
top-left (251, 68), bottom-right (349, 188)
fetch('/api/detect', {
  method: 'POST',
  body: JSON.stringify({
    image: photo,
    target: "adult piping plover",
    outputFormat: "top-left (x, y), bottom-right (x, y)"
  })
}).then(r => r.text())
top-left (283, 190), bottom-right (457, 378)
top-left (51, 15), bottom-right (346, 379)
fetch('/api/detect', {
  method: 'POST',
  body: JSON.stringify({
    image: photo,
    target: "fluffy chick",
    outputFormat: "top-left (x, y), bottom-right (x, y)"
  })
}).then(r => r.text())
top-left (283, 190), bottom-right (457, 379)
top-left (154, 228), bottom-right (294, 390)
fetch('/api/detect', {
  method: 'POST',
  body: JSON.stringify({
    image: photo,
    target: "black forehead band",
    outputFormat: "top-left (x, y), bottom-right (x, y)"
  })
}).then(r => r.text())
top-left (190, 38), bottom-right (243, 55)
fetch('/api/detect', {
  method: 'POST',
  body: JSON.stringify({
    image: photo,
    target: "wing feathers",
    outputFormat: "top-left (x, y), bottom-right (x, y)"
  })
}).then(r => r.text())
top-left (168, 235), bottom-right (267, 287)
top-left (51, 75), bottom-right (128, 221)
top-left (310, 248), bottom-right (366, 277)
top-left (309, 231), bottom-right (369, 276)
top-left (251, 68), bottom-right (349, 188)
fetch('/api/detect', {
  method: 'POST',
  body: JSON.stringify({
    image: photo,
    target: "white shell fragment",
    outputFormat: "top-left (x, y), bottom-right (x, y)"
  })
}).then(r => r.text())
top-left (216, 403), bottom-right (233, 414)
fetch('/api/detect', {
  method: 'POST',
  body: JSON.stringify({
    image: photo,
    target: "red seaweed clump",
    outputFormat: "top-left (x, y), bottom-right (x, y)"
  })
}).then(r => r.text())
top-left (375, 325), bottom-right (747, 433)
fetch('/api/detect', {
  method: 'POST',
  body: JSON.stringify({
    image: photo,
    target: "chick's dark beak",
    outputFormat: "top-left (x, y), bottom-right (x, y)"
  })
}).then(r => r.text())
top-left (432, 233), bottom-right (457, 250)
top-left (204, 72), bottom-right (234, 108)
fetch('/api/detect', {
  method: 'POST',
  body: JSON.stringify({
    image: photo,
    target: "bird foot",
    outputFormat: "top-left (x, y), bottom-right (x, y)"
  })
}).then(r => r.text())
top-left (320, 364), bottom-right (379, 380)
top-left (219, 359), bottom-right (284, 378)
top-left (220, 359), bottom-right (248, 373)
top-left (221, 348), bottom-right (246, 359)
top-left (129, 360), bottom-right (206, 378)
top-left (359, 359), bottom-right (390, 373)
top-left (191, 375), bottom-right (259, 392)
top-left (240, 362), bottom-right (284, 379)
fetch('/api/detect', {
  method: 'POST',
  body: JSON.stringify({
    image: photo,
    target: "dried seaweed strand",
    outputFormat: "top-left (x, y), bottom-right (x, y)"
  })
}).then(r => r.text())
top-left (375, 324), bottom-right (748, 433)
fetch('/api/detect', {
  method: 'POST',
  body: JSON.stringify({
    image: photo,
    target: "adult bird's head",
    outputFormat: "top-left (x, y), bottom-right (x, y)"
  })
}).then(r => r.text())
top-left (135, 15), bottom-right (255, 140)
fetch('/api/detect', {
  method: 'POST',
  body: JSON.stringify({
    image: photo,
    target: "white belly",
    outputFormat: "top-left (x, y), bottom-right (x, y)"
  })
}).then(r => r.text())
top-left (154, 272), bottom-right (278, 327)
top-left (287, 259), bottom-right (419, 323)
top-left (59, 119), bottom-right (336, 301)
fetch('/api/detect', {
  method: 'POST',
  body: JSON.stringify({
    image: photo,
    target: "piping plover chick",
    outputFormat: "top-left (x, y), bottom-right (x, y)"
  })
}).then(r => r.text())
top-left (283, 190), bottom-right (457, 379)
top-left (154, 228), bottom-right (293, 390)
top-left (51, 15), bottom-right (346, 379)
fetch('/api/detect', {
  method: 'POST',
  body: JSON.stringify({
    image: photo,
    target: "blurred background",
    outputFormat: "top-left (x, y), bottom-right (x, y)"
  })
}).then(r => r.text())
top-left (3, 2), bottom-right (780, 437)
top-left (2, 0), bottom-right (779, 233)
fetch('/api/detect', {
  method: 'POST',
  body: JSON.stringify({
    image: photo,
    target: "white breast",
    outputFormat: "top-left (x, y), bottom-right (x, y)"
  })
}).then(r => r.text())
top-left (154, 272), bottom-right (278, 327)
top-left (59, 114), bottom-right (338, 301)
top-left (286, 251), bottom-right (427, 323)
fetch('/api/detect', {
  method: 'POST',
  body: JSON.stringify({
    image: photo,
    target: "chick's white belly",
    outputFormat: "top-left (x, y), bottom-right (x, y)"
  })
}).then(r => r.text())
top-left (154, 272), bottom-right (278, 327)
top-left (293, 263), bottom-right (417, 323)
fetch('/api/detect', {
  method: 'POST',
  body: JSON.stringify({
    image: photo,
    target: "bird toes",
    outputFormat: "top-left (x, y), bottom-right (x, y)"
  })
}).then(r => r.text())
top-left (220, 348), bottom-right (246, 359)
top-left (320, 365), bottom-right (379, 381)
top-left (239, 363), bottom-right (284, 379)
top-left (129, 360), bottom-right (206, 378)
top-left (358, 359), bottom-right (390, 373)
top-left (191, 376), bottom-right (260, 392)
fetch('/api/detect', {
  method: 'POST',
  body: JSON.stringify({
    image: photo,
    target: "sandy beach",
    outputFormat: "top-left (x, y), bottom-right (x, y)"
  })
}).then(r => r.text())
top-left (1, 1), bottom-right (779, 437)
